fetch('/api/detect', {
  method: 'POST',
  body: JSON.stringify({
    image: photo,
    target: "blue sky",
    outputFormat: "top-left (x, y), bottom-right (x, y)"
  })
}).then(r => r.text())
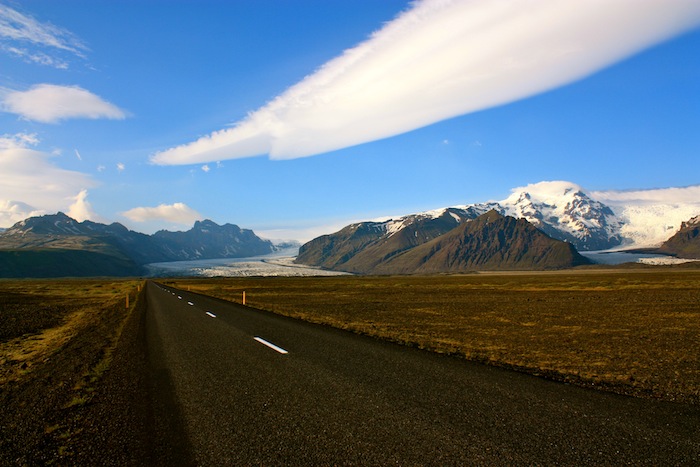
top-left (1, 0), bottom-right (699, 242)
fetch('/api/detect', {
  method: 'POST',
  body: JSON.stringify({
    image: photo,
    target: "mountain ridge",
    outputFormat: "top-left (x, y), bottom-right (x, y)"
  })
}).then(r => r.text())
top-left (295, 181), bottom-right (700, 274)
top-left (373, 210), bottom-right (591, 274)
top-left (297, 210), bottom-right (591, 274)
top-left (0, 213), bottom-right (275, 277)
top-left (320, 181), bottom-right (699, 253)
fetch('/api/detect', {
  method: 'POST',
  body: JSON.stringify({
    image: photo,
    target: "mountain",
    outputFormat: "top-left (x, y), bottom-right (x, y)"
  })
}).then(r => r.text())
top-left (301, 181), bottom-right (700, 265)
top-left (0, 213), bottom-right (274, 277)
top-left (152, 219), bottom-right (275, 260)
top-left (485, 182), bottom-right (623, 250)
top-left (657, 215), bottom-right (700, 259)
top-left (297, 211), bottom-right (590, 274)
top-left (0, 212), bottom-right (164, 264)
top-left (376, 211), bottom-right (591, 273)
top-left (296, 207), bottom-right (489, 273)
top-left (296, 182), bottom-right (623, 273)
top-left (296, 180), bottom-right (700, 274)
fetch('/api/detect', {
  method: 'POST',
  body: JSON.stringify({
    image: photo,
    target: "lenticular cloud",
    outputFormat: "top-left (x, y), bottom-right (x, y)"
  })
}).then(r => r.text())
top-left (152, 0), bottom-right (700, 165)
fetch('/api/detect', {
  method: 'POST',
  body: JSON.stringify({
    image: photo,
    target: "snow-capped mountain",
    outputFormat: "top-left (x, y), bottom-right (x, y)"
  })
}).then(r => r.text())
top-left (379, 181), bottom-right (624, 251)
top-left (302, 181), bottom-right (700, 258)
top-left (480, 181), bottom-right (623, 250)
top-left (411, 181), bottom-right (700, 250)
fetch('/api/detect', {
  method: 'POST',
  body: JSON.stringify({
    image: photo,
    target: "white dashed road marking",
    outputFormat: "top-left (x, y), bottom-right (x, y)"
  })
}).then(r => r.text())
top-left (253, 336), bottom-right (289, 355)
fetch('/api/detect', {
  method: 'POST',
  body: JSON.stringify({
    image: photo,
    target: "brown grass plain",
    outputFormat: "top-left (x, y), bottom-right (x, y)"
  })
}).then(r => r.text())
top-left (0, 279), bottom-right (141, 382)
top-left (0, 279), bottom-right (143, 463)
top-left (166, 268), bottom-right (700, 404)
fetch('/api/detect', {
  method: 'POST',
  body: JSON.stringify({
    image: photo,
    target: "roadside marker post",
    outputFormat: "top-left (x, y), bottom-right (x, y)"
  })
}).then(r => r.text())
top-left (243, 291), bottom-right (246, 306)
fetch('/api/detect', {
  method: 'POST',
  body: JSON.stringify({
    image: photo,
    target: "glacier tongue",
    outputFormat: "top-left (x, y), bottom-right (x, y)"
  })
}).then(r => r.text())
top-left (604, 204), bottom-right (698, 248)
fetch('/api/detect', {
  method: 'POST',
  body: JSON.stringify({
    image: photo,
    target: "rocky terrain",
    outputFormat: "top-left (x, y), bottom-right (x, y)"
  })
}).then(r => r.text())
top-left (658, 215), bottom-right (700, 259)
top-left (297, 210), bottom-right (590, 274)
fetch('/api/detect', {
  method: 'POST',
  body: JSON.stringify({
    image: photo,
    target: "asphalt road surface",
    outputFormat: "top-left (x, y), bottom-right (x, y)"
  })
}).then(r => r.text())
top-left (145, 281), bottom-right (699, 465)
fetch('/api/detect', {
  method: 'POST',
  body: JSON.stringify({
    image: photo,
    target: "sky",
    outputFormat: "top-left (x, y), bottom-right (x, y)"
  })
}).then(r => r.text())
top-left (1, 0), bottom-right (700, 243)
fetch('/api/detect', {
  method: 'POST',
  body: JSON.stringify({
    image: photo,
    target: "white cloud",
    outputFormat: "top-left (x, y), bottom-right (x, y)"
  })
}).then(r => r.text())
top-left (504, 180), bottom-right (584, 203)
top-left (591, 185), bottom-right (700, 206)
top-left (121, 202), bottom-right (203, 224)
top-left (1, 84), bottom-right (127, 123)
top-left (152, 0), bottom-right (700, 165)
top-left (201, 164), bottom-right (210, 173)
top-left (66, 189), bottom-right (97, 222)
top-left (0, 199), bottom-right (43, 227)
top-left (0, 131), bottom-right (39, 149)
top-left (116, 162), bottom-right (125, 172)
top-left (0, 3), bottom-right (87, 67)
top-left (0, 134), bottom-right (97, 227)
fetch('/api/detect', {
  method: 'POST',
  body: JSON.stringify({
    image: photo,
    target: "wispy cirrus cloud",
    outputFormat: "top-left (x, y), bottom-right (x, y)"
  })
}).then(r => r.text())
top-left (1, 84), bottom-right (127, 123)
top-left (121, 202), bottom-right (203, 225)
top-left (152, 0), bottom-right (700, 166)
top-left (0, 3), bottom-right (88, 67)
top-left (0, 132), bottom-right (97, 226)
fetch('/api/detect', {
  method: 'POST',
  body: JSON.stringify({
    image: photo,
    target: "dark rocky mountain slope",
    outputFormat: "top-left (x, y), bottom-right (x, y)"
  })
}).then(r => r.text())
top-left (295, 207), bottom-right (487, 273)
top-left (297, 210), bottom-right (591, 274)
top-left (152, 219), bottom-right (272, 260)
top-left (657, 215), bottom-right (700, 259)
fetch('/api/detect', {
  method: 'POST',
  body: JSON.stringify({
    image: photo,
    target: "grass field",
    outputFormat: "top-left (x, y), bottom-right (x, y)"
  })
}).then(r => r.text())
top-left (0, 279), bottom-right (141, 384)
top-left (166, 269), bottom-right (700, 404)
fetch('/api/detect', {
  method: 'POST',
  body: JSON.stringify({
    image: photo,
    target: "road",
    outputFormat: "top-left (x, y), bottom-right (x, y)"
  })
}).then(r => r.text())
top-left (144, 281), bottom-right (699, 465)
